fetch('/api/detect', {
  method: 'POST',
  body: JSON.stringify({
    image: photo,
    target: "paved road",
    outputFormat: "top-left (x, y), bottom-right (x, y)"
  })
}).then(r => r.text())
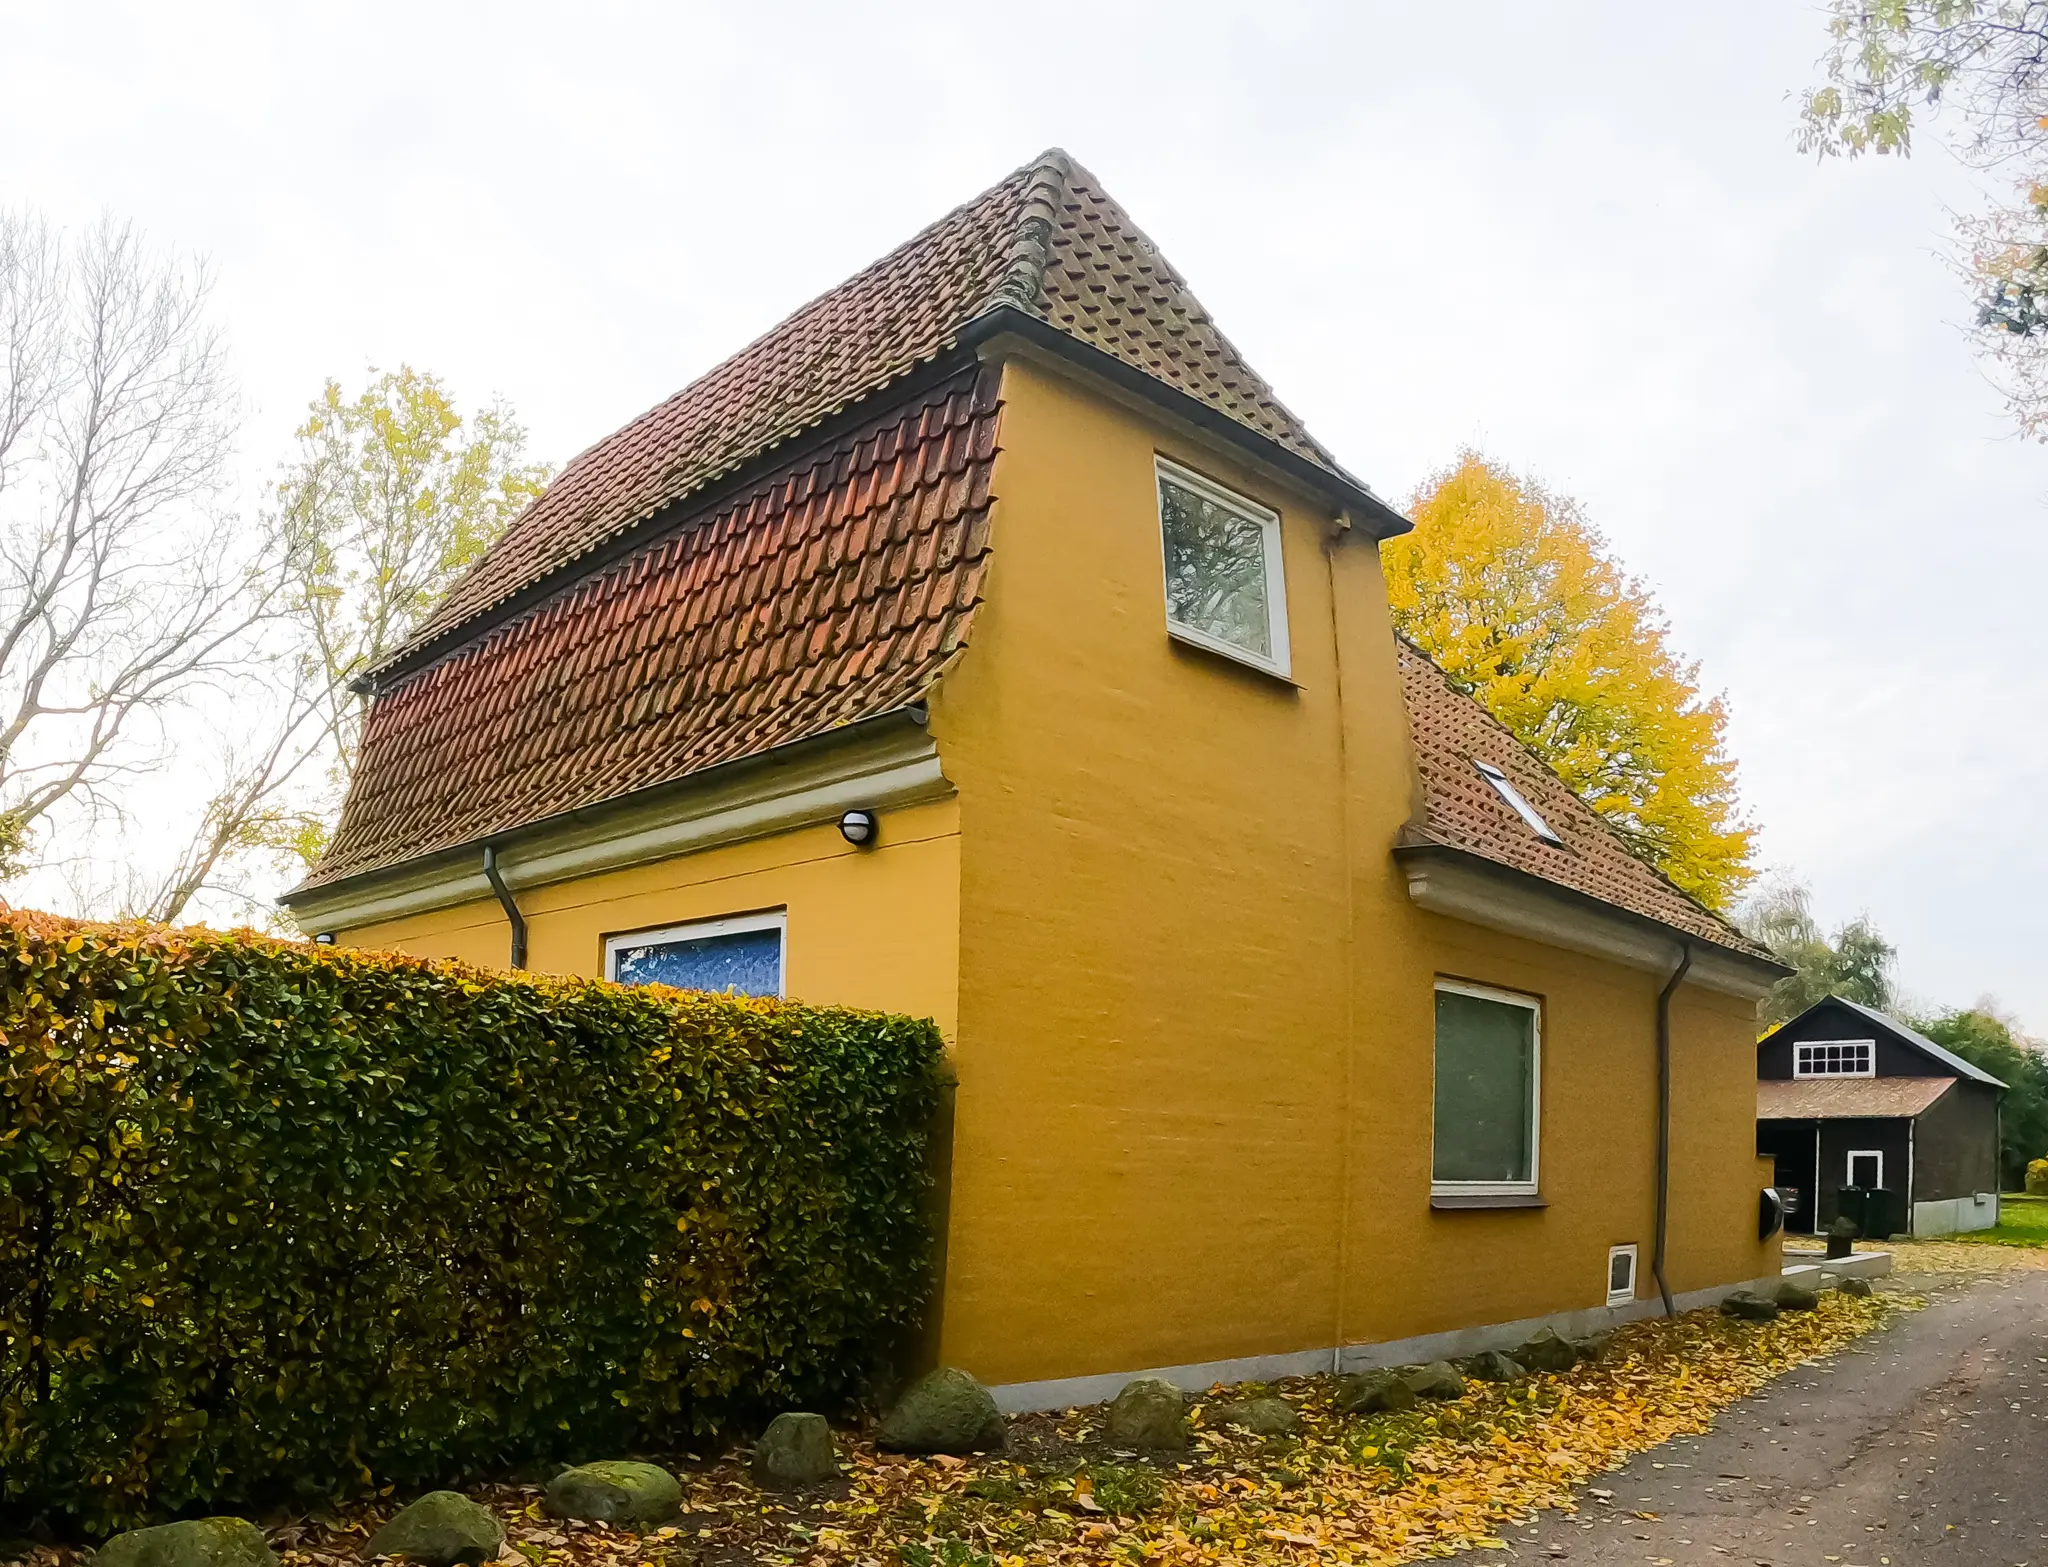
top-left (1455, 1269), bottom-right (2048, 1567)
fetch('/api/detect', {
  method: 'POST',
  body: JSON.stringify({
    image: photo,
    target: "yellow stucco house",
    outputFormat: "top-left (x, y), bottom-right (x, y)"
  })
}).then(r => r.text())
top-left (284, 149), bottom-right (1789, 1409)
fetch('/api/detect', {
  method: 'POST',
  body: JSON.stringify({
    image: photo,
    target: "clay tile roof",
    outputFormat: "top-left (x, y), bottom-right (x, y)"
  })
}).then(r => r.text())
top-left (399, 148), bottom-right (1356, 659)
top-left (1757, 1077), bottom-right (1955, 1120)
top-left (1395, 638), bottom-right (1772, 960)
top-left (299, 367), bottom-right (1000, 891)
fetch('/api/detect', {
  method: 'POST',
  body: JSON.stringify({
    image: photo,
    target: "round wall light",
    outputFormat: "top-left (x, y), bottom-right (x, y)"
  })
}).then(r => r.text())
top-left (313, 932), bottom-right (337, 946)
top-left (838, 808), bottom-right (879, 847)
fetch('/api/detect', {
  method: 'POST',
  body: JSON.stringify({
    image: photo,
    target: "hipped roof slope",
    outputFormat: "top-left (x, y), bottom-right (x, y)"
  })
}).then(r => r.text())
top-left (1396, 638), bottom-right (1774, 962)
top-left (396, 148), bottom-right (1382, 664)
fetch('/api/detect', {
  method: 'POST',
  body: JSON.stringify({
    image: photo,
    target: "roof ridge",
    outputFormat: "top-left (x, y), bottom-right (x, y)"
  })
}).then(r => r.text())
top-left (986, 147), bottom-right (1072, 316)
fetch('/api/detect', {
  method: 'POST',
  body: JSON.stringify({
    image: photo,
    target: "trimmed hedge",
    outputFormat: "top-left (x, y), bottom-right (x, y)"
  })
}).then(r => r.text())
top-left (0, 913), bottom-right (943, 1529)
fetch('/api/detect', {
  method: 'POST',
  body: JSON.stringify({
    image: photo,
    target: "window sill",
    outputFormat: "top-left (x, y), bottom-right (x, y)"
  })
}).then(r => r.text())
top-left (1430, 1192), bottom-right (1547, 1210)
top-left (1166, 626), bottom-right (1302, 687)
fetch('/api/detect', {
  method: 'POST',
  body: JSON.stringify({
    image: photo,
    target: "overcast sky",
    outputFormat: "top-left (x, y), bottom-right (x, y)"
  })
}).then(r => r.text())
top-left (6, 2), bottom-right (2043, 1025)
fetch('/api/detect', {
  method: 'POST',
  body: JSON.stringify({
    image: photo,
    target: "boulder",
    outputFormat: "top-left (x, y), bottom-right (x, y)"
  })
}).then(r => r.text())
top-left (1209, 1396), bottom-right (1298, 1436)
top-left (1105, 1376), bottom-right (1188, 1450)
top-left (97, 1519), bottom-right (277, 1567)
top-left (1775, 1280), bottom-right (1821, 1312)
top-left (1515, 1327), bottom-right (1580, 1374)
top-left (1837, 1275), bottom-right (1875, 1298)
top-left (545, 1460), bottom-right (682, 1527)
top-left (1401, 1361), bottom-right (1467, 1400)
top-left (1719, 1289), bottom-right (1780, 1322)
top-left (1464, 1350), bottom-right (1527, 1383)
top-left (751, 1413), bottom-right (839, 1488)
top-left (878, 1366), bottom-right (1005, 1454)
top-left (363, 1492), bottom-right (504, 1565)
top-left (1571, 1331), bottom-right (1614, 1363)
top-left (1335, 1369), bottom-right (1417, 1415)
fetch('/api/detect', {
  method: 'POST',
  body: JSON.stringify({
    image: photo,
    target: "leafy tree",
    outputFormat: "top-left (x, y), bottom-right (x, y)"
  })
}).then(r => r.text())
top-left (1908, 1004), bottom-right (2048, 1188)
top-left (1735, 876), bottom-right (1896, 1027)
top-left (135, 368), bottom-right (549, 920)
top-left (1383, 452), bottom-right (1755, 909)
top-left (1799, 2), bottom-right (2048, 433)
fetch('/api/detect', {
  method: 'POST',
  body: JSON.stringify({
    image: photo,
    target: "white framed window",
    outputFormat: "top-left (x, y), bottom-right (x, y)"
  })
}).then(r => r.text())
top-left (1793, 1040), bottom-right (1876, 1078)
top-left (1473, 759), bottom-right (1564, 847)
top-left (1155, 456), bottom-right (1291, 678)
top-left (1605, 1244), bottom-right (1638, 1307)
top-left (1846, 1150), bottom-right (1884, 1189)
top-left (1431, 980), bottom-right (1542, 1197)
top-left (603, 910), bottom-right (785, 997)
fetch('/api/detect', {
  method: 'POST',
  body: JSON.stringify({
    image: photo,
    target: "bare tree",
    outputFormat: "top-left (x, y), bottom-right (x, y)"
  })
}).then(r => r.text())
top-left (0, 212), bottom-right (279, 889)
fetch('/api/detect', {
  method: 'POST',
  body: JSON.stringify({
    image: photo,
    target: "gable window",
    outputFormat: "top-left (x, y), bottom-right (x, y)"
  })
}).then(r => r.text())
top-left (1431, 980), bottom-right (1541, 1197)
top-left (1155, 456), bottom-right (1291, 677)
top-left (1473, 759), bottom-right (1564, 846)
top-left (1794, 1040), bottom-right (1875, 1078)
top-left (604, 911), bottom-right (785, 997)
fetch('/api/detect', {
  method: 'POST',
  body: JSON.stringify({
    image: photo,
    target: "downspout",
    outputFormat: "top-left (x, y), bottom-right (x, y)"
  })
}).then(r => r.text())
top-left (481, 845), bottom-right (527, 970)
top-left (1652, 942), bottom-right (1693, 1317)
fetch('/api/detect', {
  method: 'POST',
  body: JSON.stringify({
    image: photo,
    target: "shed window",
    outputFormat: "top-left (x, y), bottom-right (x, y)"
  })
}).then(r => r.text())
top-left (1847, 1149), bottom-right (1884, 1189)
top-left (1794, 1040), bottom-right (1875, 1078)
top-left (1431, 981), bottom-right (1541, 1196)
top-left (1155, 457), bottom-right (1290, 677)
top-left (604, 911), bottom-right (785, 996)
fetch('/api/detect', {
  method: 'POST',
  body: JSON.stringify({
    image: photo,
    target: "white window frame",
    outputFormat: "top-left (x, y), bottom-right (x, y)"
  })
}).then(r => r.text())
top-left (603, 909), bottom-right (787, 996)
top-left (1430, 978), bottom-right (1543, 1199)
top-left (1605, 1243), bottom-right (1639, 1307)
top-left (1473, 759), bottom-right (1565, 846)
top-left (1846, 1149), bottom-right (1884, 1189)
top-left (1154, 455), bottom-right (1292, 679)
top-left (1793, 1039), bottom-right (1876, 1079)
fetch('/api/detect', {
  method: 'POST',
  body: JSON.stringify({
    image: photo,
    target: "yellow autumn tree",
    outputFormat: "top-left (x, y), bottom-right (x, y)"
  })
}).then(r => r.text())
top-left (1383, 452), bottom-right (1755, 909)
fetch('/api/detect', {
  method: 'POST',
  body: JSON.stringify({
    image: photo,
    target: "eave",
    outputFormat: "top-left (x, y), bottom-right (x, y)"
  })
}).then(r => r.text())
top-left (1395, 841), bottom-right (1790, 1001)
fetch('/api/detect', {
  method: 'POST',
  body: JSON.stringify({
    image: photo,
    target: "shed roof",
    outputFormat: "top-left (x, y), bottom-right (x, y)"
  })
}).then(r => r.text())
top-left (1757, 1076), bottom-right (1955, 1120)
top-left (1396, 639), bottom-right (1773, 961)
top-left (1762, 998), bottom-right (2008, 1089)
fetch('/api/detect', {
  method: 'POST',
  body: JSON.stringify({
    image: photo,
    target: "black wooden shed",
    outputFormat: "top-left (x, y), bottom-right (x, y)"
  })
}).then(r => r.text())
top-left (1757, 997), bottom-right (2004, 1237)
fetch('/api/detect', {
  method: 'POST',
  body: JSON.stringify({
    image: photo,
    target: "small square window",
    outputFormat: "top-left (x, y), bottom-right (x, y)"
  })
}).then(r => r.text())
top-left (1847, 1150), bottom-right (1884, 1189)
top-left (1606, 1244), bottom-right (1638, 1306)
top-left (604, 911), bottom-right (785, 996)
top-left (1431, 980), bottom-right (1541, 1197)
top-left (1155, 457), bottom-right (1291, 677)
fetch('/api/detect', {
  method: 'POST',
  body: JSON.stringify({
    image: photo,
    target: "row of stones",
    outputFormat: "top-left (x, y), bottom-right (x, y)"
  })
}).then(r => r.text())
top-left (92, 1463), bottom-right (681, 1567)
top-left (89, 1284), bottom-right (1864, 1565)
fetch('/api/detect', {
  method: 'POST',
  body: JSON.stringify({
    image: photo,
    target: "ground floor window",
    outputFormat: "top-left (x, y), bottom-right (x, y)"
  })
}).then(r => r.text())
top-left (604, 910), bottom-right (786, 996)
top-left (1431, 980), bottom-right (1542, 1197)
top-left (1847, 1148), bottom-right (1884, 1189)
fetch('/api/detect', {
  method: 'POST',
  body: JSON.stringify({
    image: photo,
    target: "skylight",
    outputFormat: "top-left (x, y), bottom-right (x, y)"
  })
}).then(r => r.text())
top-left (1473, 759), bottom-right (1565, 847)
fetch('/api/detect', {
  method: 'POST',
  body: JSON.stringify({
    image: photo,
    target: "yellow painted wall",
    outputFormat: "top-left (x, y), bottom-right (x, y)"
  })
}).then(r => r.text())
top-left (338, 799), bottom-right (962, 1038)
top-left (925, 355), bottom-right (1775, 1384)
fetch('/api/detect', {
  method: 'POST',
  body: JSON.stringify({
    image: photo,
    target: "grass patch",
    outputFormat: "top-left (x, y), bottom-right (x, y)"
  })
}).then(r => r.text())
top-left (1938, 1192), bottom-right (2048, 1247)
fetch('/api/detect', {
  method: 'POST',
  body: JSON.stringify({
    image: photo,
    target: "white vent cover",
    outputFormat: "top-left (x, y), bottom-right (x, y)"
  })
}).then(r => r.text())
top-left (1606, 1244), bottom-right (1639, 1307)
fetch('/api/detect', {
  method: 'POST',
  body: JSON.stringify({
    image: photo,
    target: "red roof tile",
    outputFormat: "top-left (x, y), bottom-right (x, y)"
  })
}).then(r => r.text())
top-left (401, 149), bottom-right (1344, 657)
top-left (301, 367), bottom-right (999, 890)
top-left (1396, 638), bottom-right (1771, 960)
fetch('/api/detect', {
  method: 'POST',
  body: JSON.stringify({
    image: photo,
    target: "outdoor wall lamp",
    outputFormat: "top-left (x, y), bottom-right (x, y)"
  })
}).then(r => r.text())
top-left (838, 808), bottom-right (878, 847)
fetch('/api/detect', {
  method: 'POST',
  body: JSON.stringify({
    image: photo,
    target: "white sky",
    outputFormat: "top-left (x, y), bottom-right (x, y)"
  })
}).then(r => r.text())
top-left (6, 1), bottom-right (2043, 1026)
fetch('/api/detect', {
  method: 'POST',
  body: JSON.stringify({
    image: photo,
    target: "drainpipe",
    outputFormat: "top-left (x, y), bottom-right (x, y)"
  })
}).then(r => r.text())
top-left (1652, 942), bottom-right (1693, 1317)
top-left (481, 845), bottom-right (527, 970)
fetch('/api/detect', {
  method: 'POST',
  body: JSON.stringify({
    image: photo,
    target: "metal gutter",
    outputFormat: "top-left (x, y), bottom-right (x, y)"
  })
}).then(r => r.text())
top-left (1652, 943), bottom-right (1693, 1317)
top-left (481, 845), bottom-right (527, 969)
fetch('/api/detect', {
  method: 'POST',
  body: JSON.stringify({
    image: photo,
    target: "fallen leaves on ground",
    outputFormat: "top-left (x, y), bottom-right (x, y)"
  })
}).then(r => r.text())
top-left (1886, 1238), bottom-right (2048, 1272)
top-left (0, 1295), bottom-right (1889, 1567)
top-left (226, 1291), bottom-right (1895, 1567)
